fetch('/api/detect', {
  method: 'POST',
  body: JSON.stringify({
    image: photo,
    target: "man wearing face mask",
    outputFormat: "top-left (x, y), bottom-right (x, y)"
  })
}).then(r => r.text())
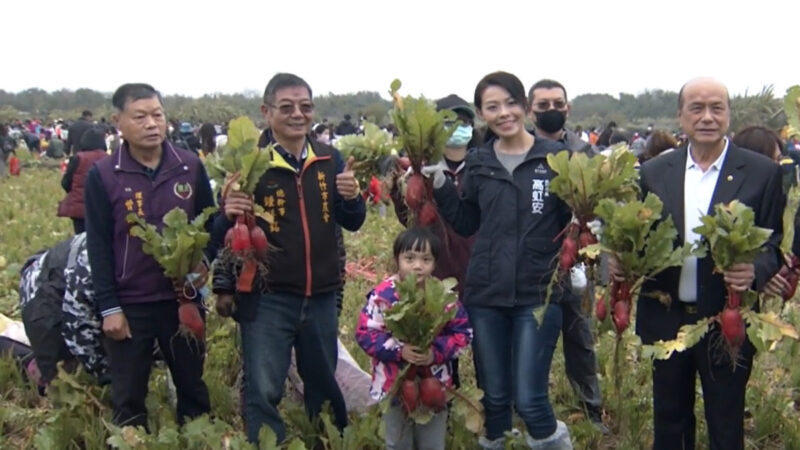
top-left (529, 79), bottom-right (596, 156)
top-left (388, 94), bottom-right (479, 387)
top-left (528, 79), bottom-right (607, 433)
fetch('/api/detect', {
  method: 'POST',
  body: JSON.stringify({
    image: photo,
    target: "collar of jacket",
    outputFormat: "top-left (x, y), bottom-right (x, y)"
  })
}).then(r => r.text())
top-left (473, 137), bottom-right (565, 170)
top-left (112, 140), bottom-right (187, 176)
top-left (271, 142), bottom-right (322, 172)
top-left (531, 127), bottom-right (588, 153)
top-left (433, 155), bottom-right (467, 175)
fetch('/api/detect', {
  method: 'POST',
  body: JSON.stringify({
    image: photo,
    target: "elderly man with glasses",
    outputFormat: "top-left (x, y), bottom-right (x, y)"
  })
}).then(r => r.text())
top-left (214, 73), bottom-right (366, 444)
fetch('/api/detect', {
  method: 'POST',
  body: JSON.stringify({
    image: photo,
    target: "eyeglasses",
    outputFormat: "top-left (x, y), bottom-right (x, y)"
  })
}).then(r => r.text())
top-left (532, 100), bottom-right (567, 111)
top-left (267, 102), bottom-right (314, 115)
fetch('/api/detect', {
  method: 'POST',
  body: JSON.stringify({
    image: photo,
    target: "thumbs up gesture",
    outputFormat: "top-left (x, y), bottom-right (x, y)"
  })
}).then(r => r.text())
top-left (336, 156), bottom-right (361, 200)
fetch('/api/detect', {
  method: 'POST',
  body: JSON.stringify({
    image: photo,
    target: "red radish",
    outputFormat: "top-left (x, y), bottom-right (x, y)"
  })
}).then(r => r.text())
top-left (419, 376), bottom-right (447, 412)
top-left (418, 202), bottom-right (438, 226)
top-left (720, 307), bottom-right (745, 348)
top-left (405, 364), bottom-right (418, 380)
top-left (400, 379), bottom-right (420, 414)
top-left (250, 225), bottom-right (268, 261)
top-left (612, 300), bottom-right (630, 334)
top-left (595, 296), bottom-right (607, 321)
top-left (226, 216), bottom-right (252, 254)
top-left (578, 230), bottom-right (597, 249)
top-left (559, 237), bottom-right (578, 271)
top-left (178, 300), bottom-right (204, 340)
top-left (727, 287), bottom-right (741, 309)
top-left (236, 258), bottom-right (257, 293)
top-left (9, 156), bottom-right (20, 176)
top-left (405, 174), bottom-right (426, 210)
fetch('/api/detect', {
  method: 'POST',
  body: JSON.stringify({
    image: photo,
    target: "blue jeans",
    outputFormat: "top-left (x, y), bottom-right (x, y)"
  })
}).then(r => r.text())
top-left (239, 291), bottom-right (347, 443)
top-left (467, 303), bottom-right (563, 440)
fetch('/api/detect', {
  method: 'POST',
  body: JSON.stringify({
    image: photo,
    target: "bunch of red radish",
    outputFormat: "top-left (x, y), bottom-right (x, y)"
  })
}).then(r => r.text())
top-left (559, 222), bottom-right (597, 272)
top-left (404, 173), bottom-right (438, 227)
top-left (396, 156), bottom-right (438, 227)
top-left (225, 212), bottom-right (269, 293)
top-left (595, 279), bottom-right (632, 335)
top-left (399, 365), bottom-right (447, 415)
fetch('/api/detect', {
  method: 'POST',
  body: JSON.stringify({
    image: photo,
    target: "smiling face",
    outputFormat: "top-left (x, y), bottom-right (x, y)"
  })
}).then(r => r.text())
top-left (261, 85), bottom-right (314, 143)
top-left (113, 96), bottom-right (167, 151)
top-left (678, 79), bottom-right (730, 148)
top-left (477, 85), bottom-right (527, 139)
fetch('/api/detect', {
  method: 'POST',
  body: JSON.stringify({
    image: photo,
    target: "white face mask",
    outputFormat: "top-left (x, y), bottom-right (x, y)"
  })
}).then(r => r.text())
top-left (446, 125), bottom-right (473, 148)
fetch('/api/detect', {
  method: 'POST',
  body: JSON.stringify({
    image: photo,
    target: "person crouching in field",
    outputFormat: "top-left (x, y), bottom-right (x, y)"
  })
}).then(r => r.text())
top-left (356, 227), bottom-right (472, 450)
top-left (85, 83), bottom-right (217, 428)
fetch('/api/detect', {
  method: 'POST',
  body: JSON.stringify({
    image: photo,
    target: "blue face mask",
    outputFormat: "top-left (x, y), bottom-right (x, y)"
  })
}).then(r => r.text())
top-left (446, 125), bottom-right (473, 148)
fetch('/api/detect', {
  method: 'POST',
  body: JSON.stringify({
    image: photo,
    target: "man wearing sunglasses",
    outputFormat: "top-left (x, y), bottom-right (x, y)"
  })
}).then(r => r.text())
top-left (528, 79), bottom-right (595, 156)
top-left (528, 79), bottom-right (607, 434)
top-left (215, 73), bottom-right (366, 444)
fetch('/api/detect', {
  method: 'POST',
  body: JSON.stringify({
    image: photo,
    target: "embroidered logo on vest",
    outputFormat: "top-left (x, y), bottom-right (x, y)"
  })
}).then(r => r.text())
top-left (173, 182), bottom-right (193, 200)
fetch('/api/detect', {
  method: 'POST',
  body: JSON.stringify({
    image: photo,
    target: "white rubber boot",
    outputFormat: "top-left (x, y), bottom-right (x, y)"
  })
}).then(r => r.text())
top-left (525, 421), bottom-right (573, 450)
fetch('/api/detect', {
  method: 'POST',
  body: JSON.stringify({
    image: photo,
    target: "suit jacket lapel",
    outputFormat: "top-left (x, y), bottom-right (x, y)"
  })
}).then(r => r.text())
top-left (664, 147), bottom-right (687, 241)
top-left (707, 144), bottom-right (746, 214)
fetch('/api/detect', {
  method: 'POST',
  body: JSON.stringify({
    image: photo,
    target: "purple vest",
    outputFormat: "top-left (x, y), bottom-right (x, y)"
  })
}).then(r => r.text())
top-left (94, 142), bottom-right (201, 305)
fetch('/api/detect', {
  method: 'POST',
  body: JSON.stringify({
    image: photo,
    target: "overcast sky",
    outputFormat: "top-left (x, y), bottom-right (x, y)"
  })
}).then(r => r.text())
top-left (2, 0), bottom-right (797, 102)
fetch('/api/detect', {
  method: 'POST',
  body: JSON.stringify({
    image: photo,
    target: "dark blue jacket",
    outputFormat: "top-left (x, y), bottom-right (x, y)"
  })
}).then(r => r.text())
top-left (212, 138), bottom-right (365, 297)
top-left (434, 138), bottom-right (572, 307)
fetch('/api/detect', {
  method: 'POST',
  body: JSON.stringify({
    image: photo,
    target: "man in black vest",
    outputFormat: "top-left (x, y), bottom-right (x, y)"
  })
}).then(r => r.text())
top-left (217, 73), bottom-right (366, 444)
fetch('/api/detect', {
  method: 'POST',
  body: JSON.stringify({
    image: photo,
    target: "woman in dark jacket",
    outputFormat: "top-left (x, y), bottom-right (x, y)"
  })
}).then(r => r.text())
top-left (58, 126), bottom-right (108, 233)
top-left (429, 72), bottom-right (573, 449)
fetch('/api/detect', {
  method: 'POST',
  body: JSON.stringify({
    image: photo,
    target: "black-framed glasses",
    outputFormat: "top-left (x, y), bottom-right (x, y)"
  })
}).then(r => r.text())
top-left (532, 100), bottom-right (567, 111)
top-left (267, 102), bottom-right (314, 115)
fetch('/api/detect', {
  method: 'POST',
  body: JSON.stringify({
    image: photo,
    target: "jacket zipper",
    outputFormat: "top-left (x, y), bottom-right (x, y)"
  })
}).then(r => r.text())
top-left (296, 173), bottom-right (313, 297)
top-left (121, 235), bottom-right (130, 278)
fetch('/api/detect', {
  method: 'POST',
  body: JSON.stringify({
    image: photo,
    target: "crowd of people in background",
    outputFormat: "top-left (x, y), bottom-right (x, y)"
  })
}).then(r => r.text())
top-left (2, 75), bottom-right (800, 450)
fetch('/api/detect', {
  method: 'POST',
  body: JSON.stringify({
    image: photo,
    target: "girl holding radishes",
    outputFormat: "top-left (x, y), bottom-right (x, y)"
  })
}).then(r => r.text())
top-left (355, 227), bottom-right (472, 450)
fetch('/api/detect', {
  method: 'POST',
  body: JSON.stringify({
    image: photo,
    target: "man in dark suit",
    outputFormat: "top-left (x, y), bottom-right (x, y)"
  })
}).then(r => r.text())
top-left (614, 78), bottom-right (784, 450)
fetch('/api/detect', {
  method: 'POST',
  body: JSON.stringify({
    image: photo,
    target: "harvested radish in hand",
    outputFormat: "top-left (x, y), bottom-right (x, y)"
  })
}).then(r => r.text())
top-left (417, 202), bottom-right (438, 227)
top-left (400, 378), bottom-right (420, 414)
top-left (178, 300), bottom-right (204, 340)
top-left (720, 306), bottom-right (745, 349)
top-left (209, 117), bottom-right (275, 294)
top-left (595, 295), bottom-right (607, 321)
top-left (419, 375), bottom-right (447, 412)
top-left (612, 300), bottom-right (630, 334)
top-left (390, 80), bottom-right (456, 228)
top-left (405, 174), bottom-right (426, 210)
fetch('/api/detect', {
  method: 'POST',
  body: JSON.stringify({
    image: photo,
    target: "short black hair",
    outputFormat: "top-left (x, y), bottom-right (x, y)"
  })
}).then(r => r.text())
top-left (528, 79), bottom-right (568, 104)
top-left (111, 83), bottom-right (162, 111)
top-left (81, 110), bottom-right (93, 118)
top-left (262, 73), bottom-right (312, 105)
top-left (344, 114), bottom-right (352, 121)
top-left (392, 227), bottom-right (441, 262)
top-left (474, 71), bottom-right (528, 111)
top-left (78, 126), bottom-right (108, 152)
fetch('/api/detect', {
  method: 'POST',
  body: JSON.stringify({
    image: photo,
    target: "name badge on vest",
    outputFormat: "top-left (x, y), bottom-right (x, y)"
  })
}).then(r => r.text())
top-left (173, 182), bottom-right (193, 200)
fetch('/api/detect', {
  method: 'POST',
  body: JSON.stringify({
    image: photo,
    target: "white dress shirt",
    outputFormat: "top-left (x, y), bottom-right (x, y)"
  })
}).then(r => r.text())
top-left (678, 140), bottom-right (729, 303)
